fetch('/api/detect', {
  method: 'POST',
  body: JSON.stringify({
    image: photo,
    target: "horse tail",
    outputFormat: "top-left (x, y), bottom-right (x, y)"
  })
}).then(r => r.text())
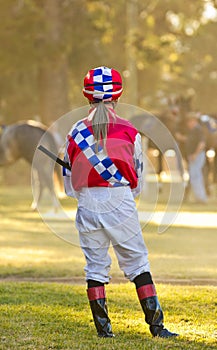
top-left (53, 153), bottom-right (65, 198)
top-left (41, 130), bottom-right (65, 199)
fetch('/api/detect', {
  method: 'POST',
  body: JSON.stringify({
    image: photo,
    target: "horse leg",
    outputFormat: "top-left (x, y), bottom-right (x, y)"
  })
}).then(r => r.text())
top-left (31, 169), bottom-right (44, 211)
top-left (156, 151), bottom-right (163, 175)
top-left (156, 151), bottom-right (163, 192)
top-left (213, 149), bottom-right (217, 183)
top-left (31, 187), bottom-right (44, 211)
top-left (49, 183), bottom-right (60, 212)
top-left (42, 169), bottom-right (60, 212)
top-left (203, 156), bottom-right (210, 196)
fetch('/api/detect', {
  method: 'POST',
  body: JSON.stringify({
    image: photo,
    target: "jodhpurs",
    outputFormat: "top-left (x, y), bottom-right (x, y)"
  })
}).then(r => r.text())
top-left (76, 187), bottom-right (150, 283)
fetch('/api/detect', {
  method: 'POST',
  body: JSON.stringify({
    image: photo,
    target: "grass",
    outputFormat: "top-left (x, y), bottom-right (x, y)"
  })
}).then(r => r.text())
top-left (0, 282), bottom-right (216, 350)
top-left (0, 186), bottom-right (216, 281)
top-left (0, 186), bottom-right (85, 278)
top-left (0, 185), bottom-right (217, 349)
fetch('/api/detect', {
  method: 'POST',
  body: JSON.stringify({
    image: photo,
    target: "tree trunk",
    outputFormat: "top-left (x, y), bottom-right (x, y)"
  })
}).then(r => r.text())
top-left (38, 0), bottom-right (69, 125)
top-left (125, 0), bottom-right (138, 106)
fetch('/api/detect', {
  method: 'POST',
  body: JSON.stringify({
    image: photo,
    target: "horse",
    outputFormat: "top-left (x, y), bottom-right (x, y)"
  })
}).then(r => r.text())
top-left (130, 111), bottom-right (184, 180)
top-left (198, 114), bottom-right (217, 185)
top-left (0, 120), bottom-right (63, 210)
top-left (165, 95), bottom-right (217, 191)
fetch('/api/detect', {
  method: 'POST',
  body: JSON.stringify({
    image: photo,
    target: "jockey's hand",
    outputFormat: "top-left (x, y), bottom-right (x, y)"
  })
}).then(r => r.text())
top-left (188, 153), bottom-right (197, 162)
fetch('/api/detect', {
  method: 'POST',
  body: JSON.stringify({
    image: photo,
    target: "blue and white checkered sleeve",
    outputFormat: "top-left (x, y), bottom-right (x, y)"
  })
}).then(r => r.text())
top-left (132, 133), bottom-right (144, 198)
top-left (63, 138), bottom-right (78, 199)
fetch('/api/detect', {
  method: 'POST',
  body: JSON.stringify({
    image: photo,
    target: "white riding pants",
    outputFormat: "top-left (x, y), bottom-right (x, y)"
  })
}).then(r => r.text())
top-left (76, 186), bottom-right (150, 283)
top-left (188, 151), bottom-right (207, 202)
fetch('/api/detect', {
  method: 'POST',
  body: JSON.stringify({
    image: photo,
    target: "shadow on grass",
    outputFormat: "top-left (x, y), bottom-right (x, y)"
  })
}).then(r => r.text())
top-left (0, 282), bottom-right (216, 349)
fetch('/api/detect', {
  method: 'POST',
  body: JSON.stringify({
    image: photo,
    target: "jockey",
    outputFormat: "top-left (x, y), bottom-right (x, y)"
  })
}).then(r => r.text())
top-left (63, 66), bottom-right (178, 339)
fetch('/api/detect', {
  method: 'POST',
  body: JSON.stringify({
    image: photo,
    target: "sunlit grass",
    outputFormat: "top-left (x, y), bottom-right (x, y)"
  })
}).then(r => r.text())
top-left (0, 185), bottom-right (217, 348)
top-left (0, 282), bottom-right (216, 349)
top-left (0, 186), bottom-right (217, 281)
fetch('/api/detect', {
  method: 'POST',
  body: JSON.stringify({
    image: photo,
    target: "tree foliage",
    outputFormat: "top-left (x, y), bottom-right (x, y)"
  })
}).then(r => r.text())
top-left (0, 0), bottom-right (216, 124)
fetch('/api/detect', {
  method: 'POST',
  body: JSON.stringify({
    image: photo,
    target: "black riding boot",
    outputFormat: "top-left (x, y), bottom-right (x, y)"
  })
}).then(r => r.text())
top-left (134, 273), bottom-right (178, 338)
top-left (87, 281), bottom-right (114, 338)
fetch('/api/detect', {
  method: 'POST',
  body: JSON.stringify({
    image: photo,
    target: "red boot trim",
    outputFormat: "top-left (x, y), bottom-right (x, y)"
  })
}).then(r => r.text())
top-left (87, 286), bottom-right (106, 301)
top-left (137, 284), bottom-right (157, 300)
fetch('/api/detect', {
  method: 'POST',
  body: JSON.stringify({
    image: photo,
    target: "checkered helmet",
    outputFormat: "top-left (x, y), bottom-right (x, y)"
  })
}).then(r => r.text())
top-left (83, 66), bottom-right (123, 102)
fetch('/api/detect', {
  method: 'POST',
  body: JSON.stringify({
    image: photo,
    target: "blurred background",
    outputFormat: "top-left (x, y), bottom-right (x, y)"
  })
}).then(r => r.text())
top-left (0, 0), bottom-right (216, 283)
top-left (1, 0), bottom-right (217, 185)
top-left (0, 0), bottom-right (217, 123)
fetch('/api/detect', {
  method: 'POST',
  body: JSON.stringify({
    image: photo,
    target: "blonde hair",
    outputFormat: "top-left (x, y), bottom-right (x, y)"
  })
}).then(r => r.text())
top-left (91, 101), bottom-right (117, 152)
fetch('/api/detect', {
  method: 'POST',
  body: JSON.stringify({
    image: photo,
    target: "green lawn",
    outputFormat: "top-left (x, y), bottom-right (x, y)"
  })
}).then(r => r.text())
top-left (0, 282), bottom-right (216, 350)
top-left (0, 186), bottom-right (217, 349)
top-left (0, 186), bottom-right (216, 282)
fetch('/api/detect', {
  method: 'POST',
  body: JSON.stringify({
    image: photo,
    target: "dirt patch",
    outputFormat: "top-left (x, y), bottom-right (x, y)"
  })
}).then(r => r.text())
top-left (0, 276), bottom-right (216, 286)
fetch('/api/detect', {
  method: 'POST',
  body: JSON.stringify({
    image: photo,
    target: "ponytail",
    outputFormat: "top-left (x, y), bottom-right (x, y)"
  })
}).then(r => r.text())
top-left (91, 101), bottom-right (116, 152)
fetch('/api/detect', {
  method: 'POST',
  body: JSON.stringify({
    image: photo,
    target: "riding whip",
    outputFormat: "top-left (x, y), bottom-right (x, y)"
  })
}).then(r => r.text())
top-left (37, 145), bottom-right (71, 171)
